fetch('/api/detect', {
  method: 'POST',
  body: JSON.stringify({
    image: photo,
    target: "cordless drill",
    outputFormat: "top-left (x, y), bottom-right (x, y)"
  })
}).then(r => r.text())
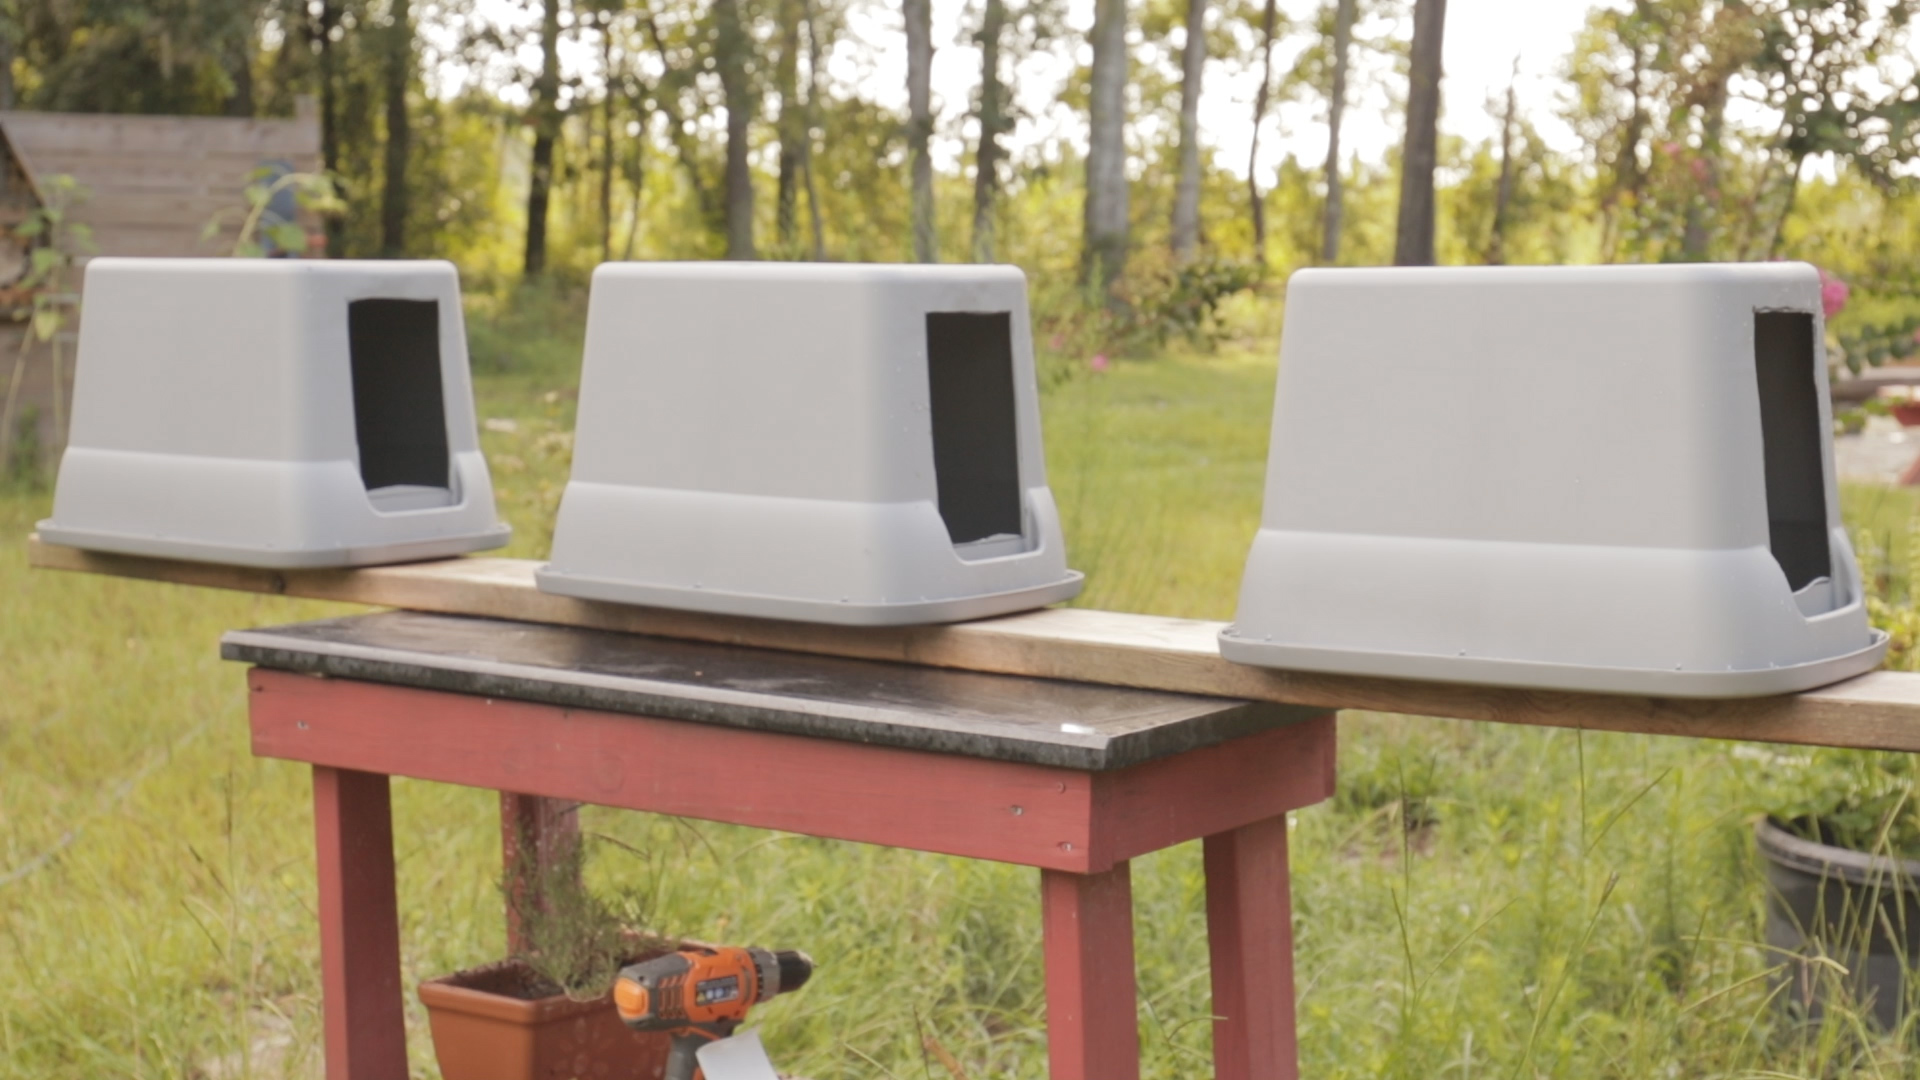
top-left (613, 945), bottom-right (815, 1080)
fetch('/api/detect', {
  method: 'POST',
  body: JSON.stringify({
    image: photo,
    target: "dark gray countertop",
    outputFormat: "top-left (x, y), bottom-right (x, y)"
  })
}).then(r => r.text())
top-left (221, 611), bottom-right (1321, 770)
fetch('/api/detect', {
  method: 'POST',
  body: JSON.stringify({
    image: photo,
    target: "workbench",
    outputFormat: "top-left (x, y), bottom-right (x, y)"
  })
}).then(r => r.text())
top-left (223, 609), bottom-right (1335, 1080)
top-left (34, 537), bottom-right (1920, 1080)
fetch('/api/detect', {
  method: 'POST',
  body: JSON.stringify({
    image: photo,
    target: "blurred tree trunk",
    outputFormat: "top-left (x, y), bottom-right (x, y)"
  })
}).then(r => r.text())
top-left (801, 0), bottom-right (826, 259)
top-left (1597, 0), bottom-right (1654, 262)
top-left (1081, 0), bottom-right (1128, 291)
top-left (1766, 152), bottom-right (1807, 258)
top-left (775, 0), bottom-right (803, 249)
top-left (1169, 0), bottom-right (1205, 260)
top-left (1246, 0), bottom-right (1276, 262)
top-left (225, 14), bottom-right (255, 117)
top-left (638, 5), bottom-right (721, 234)
top-left (1485, 63), bottom-right (1516, 265)
top-left (598, 13), bottom-right (617, 262)
top-left (1393, 0), bottom-right (1445, 266)
top-left (523, 0), bottom-right (562, 275)
top-left (1600, 43), bottom-right (1645, 262)
top-left (622, 77), bottom-right (648, 259)
top-left (906, 0), bottom-right (936, 262)
top-left (1681, 77), bottom-right (1728, 261)
top-left (1320, 0), bottom-right (1354, 263)
top-left (0, 8), bottom-right (14, 111)
top-left (379, 0), bottom-right (411, 257)
top-left (970, 0), bottom-right (1008, 262)
top-left (314, 0), bottom-right (345, 257)
top-left (713, 0), bottom-right (756, 259)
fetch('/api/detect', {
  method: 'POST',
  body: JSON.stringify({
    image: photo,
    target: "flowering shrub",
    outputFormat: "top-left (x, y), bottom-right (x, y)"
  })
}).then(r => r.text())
top-left (1030, 249), bottom-right (1263, 375)
top-left (1819, 267), bottom-right (1852, 319)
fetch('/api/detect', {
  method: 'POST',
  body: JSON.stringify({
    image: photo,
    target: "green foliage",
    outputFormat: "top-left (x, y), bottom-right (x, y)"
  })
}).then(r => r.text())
top-left (0, 174), bottom-right (90, 483)
top-left (1834, 395), bottom-right (1891, 436)
top-left (464, 278), bottom-right (588, 378)
top-left (3, 403), bottom-right (42, 488)
top-left (207, 166), bottom-right (343, 258)
top-left (1761, 748), bottom-right (1920, 856)
top-left (1111, 249), bottom-right (1263, 349)
top-left (1836, 311), bottom-right (1920, 375)
top-left (14, 0), bottom-right (261, 114)
top-left (1848, 492), bottom-right (1920, 671)
top-left (10, 174), bottom-right (91, 305)
top-left (1027, 249), bottom-right (1262, 371)
top-left (1436, 126), bottom-right (1593, 266)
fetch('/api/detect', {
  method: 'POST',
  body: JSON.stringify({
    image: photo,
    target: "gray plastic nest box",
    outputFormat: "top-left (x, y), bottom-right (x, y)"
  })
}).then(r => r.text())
top-left (1220, 263), bottom-right (1887, 697)
top-left (537, 262), bottom-right (1083, 625)
top-left (39, 258), bottom-right (509, 566)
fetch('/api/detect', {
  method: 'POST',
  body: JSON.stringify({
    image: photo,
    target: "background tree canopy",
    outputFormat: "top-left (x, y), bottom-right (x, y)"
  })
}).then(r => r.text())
top-left (4, 0), bottom-right (1920, 356)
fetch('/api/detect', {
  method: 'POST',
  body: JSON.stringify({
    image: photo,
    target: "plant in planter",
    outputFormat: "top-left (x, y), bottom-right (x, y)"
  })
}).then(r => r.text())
top-left (1755, 747), bottom-right (1920, 1033)
top-left (419, 826), bottom-right (674, 1080)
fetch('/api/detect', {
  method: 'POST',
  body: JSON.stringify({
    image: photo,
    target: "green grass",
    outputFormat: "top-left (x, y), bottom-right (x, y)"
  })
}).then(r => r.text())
top-left (4, 319), bottom-right (1919, 1077)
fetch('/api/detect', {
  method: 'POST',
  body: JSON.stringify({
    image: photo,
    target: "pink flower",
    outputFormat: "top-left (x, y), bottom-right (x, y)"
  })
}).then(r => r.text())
top-left (1049, 334), bottom-right (1066, 350)
top-left (1089, 354), bottom-right (1110, 372)
top-left (1819, 268), bottom-right (1850, 319)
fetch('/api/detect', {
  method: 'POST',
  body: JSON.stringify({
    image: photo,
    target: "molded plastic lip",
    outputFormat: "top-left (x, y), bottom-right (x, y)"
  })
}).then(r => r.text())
top-left (534, 566), bottom-right (1086, 626)
top-left (1215, 627), bottom-right (1890, 699)
top-left (35, 520), bottom-right (512, 569)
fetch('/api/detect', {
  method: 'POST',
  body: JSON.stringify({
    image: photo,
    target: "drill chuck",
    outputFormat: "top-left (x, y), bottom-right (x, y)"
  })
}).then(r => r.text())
top-left (774, 950), bottom-right (813, 994)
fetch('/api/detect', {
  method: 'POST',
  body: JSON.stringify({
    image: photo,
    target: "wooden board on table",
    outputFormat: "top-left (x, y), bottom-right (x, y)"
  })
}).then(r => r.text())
top-left (29, 534), bottom-right (1920, 752)
top-left (221, 610), bottom-right (1322, 771)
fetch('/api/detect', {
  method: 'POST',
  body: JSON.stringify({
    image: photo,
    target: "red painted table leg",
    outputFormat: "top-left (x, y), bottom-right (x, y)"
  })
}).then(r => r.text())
top-left (1204, 814), bottom-right (1298, 1080)
top-left (313, 766), bottom-right (408, 1080)
top-left (500, 793), bottom-right (582, 953)
top-left (1041, 863), bottom-right (1140, 1080)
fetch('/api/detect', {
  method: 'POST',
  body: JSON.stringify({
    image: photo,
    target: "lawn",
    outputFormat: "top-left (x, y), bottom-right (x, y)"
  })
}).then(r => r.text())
top-left (3, 305), bottom-right (1917, 1077)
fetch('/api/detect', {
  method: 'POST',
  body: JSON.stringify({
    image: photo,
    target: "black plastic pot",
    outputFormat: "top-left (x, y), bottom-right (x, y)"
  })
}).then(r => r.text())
top-left (1756, 816), bottom-right (1920, 1031)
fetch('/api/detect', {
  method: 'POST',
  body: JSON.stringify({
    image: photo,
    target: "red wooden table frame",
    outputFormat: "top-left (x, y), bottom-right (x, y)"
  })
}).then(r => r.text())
top-left (246, 667), bottom-right (1337, 1080)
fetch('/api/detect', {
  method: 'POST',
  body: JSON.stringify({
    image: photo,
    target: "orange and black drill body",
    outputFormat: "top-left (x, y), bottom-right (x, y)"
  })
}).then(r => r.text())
top-left (614, 945), bottom-right (813, 1080)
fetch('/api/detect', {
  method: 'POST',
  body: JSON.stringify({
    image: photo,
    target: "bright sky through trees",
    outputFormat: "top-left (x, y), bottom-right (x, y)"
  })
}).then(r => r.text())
top-left (440, 0), bottom-right (1621, 180)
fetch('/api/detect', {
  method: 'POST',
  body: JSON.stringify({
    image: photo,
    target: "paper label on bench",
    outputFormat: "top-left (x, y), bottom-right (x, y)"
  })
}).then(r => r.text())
top-left (695, 1030), bottom-right (782, 1080)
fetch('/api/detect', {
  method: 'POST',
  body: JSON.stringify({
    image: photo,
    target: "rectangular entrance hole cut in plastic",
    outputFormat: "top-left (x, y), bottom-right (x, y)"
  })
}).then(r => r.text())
top-left (1754, 309), bottom-right (1832, 599)
top-left (926, 311), bottom-right (1023, 553)
top-left (348, 298), bottom-right (453, 510)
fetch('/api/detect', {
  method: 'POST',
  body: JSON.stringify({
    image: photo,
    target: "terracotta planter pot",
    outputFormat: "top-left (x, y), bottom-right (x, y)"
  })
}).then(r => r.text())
top-left (1892, 401), bottom-right (1920, 427)
top-left (419, 957), bottom-right (671, 1080)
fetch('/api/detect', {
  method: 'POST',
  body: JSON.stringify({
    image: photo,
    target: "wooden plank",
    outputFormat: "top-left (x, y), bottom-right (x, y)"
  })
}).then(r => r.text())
top-left (221, 610), bottom-right (1318, 772)
top-left (248, 668), bottom-right (1107, 873)
top-left (83, 227), bottom-right (229, 258)
top-left (33, 536), bottom-right (1920, 751)
top-left (250, 667), bottom-right (1337, 874)
top-left (1040, 864), bottom-right (1141, 1080)
top-left (79, 199), bottom-right (244, 229)
top-left (311, 767), bottom-right (409, 1080)
top-left (1, 112), bottom-right (320, 157)
top-left (1087, 715), bottom-right (1335, 869)
top-left (1204, 815), bottom-right (1299, 1080)
top-left (20, 156), bottom-right (296, 191)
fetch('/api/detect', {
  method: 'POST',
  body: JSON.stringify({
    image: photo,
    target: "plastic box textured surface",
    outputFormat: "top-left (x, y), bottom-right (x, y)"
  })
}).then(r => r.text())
top-left (1220, 263), bottom-right (1886, 697)
top-left (39, 258), bottom-right (509, 566)
top-left (537, 262), bottom-right (1082, 625)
